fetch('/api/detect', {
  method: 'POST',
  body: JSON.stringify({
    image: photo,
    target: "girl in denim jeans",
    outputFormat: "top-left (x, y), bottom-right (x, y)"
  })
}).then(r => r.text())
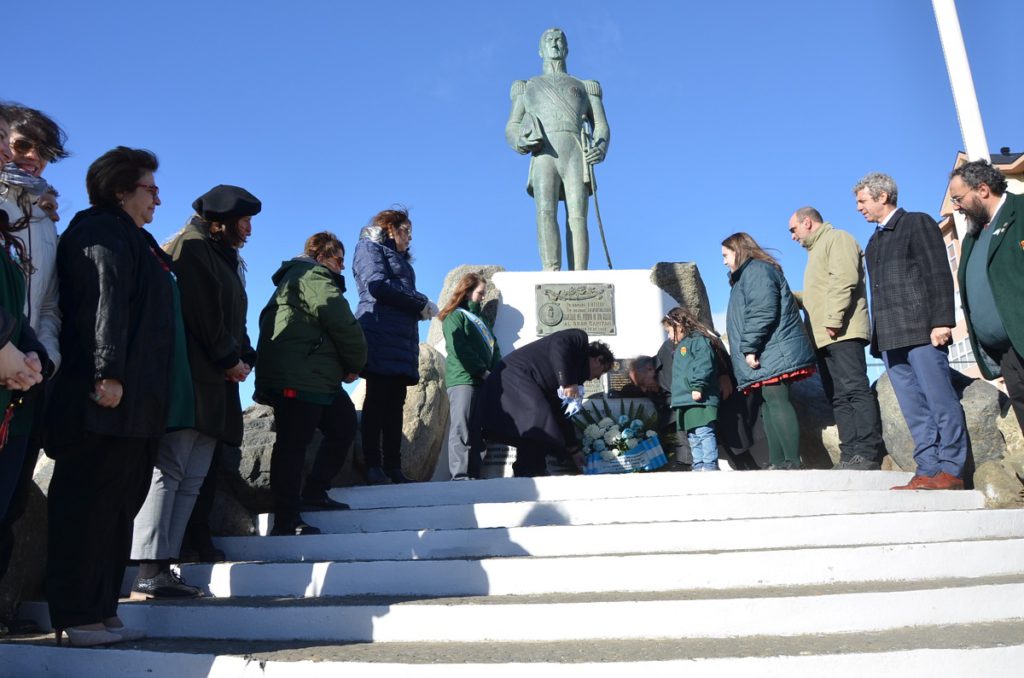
top-left (664, 307), bottom-right (721, 471)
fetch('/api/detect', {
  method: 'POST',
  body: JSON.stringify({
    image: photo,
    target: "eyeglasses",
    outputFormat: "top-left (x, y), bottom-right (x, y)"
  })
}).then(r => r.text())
top-left (10, 138), bottom-right (53, 162)
top-left (135, 183), bottom-right (160, 197)
top-left (949, 189), bottom-right (973, 206)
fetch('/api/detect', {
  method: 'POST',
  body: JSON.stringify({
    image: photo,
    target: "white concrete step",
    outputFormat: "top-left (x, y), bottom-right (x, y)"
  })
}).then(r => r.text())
top-left (222, 508), bottom-right (1024, 562)
top-left (327, 470), bottom-right (917, 509)
top-left (28, 579), bottom-right (1018, 643)
top-left (258, 489), bottom-right (986, 535)
top-left (175, 538), bottom-right (1024, 598)
top-left (3, 630), bottom-right (1023, 677)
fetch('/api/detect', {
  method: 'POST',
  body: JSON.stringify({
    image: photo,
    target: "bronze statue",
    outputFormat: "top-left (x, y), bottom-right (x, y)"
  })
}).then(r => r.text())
top-left (505, 28), bottom-right (611, 271)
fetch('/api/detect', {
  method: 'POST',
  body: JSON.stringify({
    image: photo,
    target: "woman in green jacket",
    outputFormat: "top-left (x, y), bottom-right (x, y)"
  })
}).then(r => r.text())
top-left (439, 272), bottom-right (501, 480)
top-left (255, 232), bottom-right (367, 536)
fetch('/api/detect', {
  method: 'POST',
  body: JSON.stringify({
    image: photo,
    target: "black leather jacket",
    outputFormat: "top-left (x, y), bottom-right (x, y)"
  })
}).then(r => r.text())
top-left (47, 206), bottom-right (175, 449)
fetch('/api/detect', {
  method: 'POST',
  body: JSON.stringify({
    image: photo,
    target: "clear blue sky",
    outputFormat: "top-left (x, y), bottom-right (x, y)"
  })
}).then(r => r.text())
top-left (6, 0), bottom-right (1022, 404)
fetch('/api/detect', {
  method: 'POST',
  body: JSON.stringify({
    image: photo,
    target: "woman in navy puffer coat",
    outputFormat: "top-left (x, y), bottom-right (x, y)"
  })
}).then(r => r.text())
top-left (722, 232), bottom-right (815, 470)
top-left (352, 208), bottom-right (437, 484)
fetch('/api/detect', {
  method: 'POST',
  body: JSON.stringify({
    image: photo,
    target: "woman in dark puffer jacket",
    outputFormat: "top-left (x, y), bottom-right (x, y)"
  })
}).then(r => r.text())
top-left (352, 208), bottom-right (437, 484)
top-left (722, 232), bottom-right (815, 470)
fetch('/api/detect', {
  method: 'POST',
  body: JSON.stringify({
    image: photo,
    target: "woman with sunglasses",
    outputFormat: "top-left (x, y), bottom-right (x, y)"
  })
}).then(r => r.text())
top-left (45, 147), bottom-right (180, 646)
top-left (0, 110), bottom-right (48, 564)
top-left (128, 185), bottom-right (261, 597)
top-left (352, 208), bottom-right (437, 485)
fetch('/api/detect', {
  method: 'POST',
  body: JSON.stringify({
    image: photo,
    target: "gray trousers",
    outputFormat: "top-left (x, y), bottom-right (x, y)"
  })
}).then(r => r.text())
top-left (130, 429), bottom-right (217, 560)
top-left (447, 385), bottom-right (484, 478)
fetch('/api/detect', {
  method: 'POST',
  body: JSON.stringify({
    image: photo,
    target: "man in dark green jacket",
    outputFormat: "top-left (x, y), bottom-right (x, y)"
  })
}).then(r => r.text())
top-left (950, 160), bottom-right (1024, 432)
top-left (256, 232), bottom-right (367, 535)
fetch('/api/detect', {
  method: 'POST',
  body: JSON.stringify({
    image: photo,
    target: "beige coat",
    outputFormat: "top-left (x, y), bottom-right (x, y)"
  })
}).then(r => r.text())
top-left (799, 222), bottom-right (870, 348)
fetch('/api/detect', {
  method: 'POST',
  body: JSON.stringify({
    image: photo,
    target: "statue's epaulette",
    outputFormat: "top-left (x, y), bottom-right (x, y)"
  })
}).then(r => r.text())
top-left (510, 80), bottom-right (527, 98)
top-left (583, 80), bottom-right (602, 97)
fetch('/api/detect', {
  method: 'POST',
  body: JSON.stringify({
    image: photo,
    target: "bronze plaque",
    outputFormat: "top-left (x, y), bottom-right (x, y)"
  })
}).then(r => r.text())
top-left (535, 283), bottom-right (616, 336)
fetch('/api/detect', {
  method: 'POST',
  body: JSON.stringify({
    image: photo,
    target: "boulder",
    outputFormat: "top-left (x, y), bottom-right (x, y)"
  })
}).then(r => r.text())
top-left (996, 408), bottom-right (1024, 479)
top-left (973, 460), bottom-right (1024, 508)
top-left (650, 262), bottom-right (714, 329)
top-left (398, 343), bottom-right (449, 480)
top-left (789, 373), bottom-right (840, 469)
top-left (426, 264), bottom-right (505, 348)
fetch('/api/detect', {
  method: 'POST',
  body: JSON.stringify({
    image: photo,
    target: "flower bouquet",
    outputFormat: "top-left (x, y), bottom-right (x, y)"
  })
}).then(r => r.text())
top-left (574, 399), bottom-right (668, 474)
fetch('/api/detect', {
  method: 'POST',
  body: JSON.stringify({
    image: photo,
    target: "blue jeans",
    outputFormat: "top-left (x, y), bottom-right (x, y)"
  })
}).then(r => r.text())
top-left (883, 343), bottom-right (967, 477)
top-left (687, 425), bottom-right (719, 470)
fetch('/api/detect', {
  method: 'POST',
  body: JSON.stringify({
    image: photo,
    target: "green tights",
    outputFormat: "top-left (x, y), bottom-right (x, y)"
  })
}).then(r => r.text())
top-left (761, 382), bottom-right (801, 467)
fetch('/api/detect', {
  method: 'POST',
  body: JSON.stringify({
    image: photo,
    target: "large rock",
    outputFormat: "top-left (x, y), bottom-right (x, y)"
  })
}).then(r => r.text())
top-left (973, 460), bottom-right (1024, 508)
top-left (426, 264), bottom-right (505, 347)
top-left (996, 407), bottom-right (1024, 479)
top-left (398, 343), bottom-right (449, 480)
top-left (650, 262), bottom-right (714, 329)
top-left (789, 373), bottom-right (841, 469)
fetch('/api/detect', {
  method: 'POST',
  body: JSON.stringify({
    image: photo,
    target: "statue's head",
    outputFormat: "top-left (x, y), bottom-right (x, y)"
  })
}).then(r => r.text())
top-left (538, 28), bottom-right (568, 61)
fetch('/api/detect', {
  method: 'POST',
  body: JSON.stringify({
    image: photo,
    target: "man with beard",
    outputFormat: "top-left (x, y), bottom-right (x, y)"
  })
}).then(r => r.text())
top-left (949, 160), bottom-right (1024, 432)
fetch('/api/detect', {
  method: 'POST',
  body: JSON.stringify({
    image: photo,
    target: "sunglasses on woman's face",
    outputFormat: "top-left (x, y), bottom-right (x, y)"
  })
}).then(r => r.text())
top-left (10, 138), bottom-right (50, 161)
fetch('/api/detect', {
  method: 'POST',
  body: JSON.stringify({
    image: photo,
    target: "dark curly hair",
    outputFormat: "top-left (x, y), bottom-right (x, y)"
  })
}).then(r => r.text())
top-left (950, 159), bottom-right (1008, 196)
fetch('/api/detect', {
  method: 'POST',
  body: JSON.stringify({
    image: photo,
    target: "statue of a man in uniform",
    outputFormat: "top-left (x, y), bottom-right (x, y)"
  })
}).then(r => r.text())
top-left (505, 28), bottom-right (610, 271)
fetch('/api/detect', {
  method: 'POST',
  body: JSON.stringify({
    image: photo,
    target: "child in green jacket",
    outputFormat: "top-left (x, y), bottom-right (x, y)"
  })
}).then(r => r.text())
top-left (664, 307), bottom-right (721, 471)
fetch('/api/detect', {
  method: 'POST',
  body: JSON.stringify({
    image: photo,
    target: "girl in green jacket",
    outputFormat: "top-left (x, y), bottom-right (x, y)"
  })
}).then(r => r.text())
top-left (439, 272), bottom-right (501, 480)
top-left (664, 307), bottom-right (721, 471)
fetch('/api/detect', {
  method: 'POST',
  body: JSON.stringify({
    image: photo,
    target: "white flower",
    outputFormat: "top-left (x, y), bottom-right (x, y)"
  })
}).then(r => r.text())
top-left (603, 430), bottom-right (619, 446)
top-left (584, 424), bottom-right (602, 439)
top-left (600, 448), bottom-right (618, 461)
top-left (626, 438), bottom-right (639, 450)
top-left (598, 417), bottom-right (615, 430)
top-left (646, 430), bottom-right (658, 439)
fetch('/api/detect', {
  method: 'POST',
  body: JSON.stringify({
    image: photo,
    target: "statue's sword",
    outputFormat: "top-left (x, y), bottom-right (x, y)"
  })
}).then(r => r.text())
top-left (581, 120), bottom-right (613, 269)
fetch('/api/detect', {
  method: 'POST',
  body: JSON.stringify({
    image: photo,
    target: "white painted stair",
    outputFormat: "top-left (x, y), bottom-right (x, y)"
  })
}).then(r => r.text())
top-left (3, 470), bottom-right (1023, 677)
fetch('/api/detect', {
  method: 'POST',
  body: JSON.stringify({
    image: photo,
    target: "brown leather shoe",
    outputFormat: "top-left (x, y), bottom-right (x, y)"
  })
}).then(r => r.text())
top-left (891, 474), bottom-right (934, 490)
top-left (923, 471), bottom-right (964, 490)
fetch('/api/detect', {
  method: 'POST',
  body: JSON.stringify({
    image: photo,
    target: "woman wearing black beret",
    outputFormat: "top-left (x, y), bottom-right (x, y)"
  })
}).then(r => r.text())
top-left (129, 184), bottom-right (261, 599)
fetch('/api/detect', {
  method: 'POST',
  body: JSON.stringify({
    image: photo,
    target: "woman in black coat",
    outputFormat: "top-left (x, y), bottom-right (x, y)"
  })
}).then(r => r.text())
top-left (45, 148), bottom-right (176, 646)
top-left (481, 329), bottom-right (614, 477)
top-left (129, 185), bottom-right (260, 599)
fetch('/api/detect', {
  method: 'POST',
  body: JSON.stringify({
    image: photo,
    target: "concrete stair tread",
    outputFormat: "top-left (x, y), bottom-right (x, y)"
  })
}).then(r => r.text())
top-left (222, 508), bottom-right (1024, 562)
top-left (156, 538), bottom-right (1024, 598)
top-left (327, 471), bottom-right (918, 510)
top-left (259, 489), bottom-right (987, 534)
top-left (101, 572), bottom-right (1024, 606)
top-left (3, 621), bottom-right (1023, 676)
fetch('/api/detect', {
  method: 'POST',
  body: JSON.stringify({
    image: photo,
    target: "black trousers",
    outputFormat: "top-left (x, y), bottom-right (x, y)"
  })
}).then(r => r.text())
top-left (270, 391), bottom-right (357, 521)
top-left (817, 339), bottom-right (884, 462)
top-left (46, 434), bottom-right (155, 629)
top-left (360, 375), bottom-right (408, 470)
top-left (998, 345), bottom-right (1024, 433)
top-left (511, 440), bottom-right (556, 478)
top-left (181, 442), bottom-right (221, 553)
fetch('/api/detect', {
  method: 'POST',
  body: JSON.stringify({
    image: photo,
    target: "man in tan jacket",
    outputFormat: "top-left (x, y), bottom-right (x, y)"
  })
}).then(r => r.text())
top-left (789, 206), bottom-right (884, 469)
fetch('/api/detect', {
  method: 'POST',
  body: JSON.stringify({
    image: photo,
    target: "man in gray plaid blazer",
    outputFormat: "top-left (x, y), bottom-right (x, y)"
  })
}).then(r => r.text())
top-left (854, 172), bottom-right (967, 490)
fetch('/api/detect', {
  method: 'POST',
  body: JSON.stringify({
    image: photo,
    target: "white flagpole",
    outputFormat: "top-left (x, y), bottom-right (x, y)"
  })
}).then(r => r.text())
top-left (932, 0), bottom-right (989, 240)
